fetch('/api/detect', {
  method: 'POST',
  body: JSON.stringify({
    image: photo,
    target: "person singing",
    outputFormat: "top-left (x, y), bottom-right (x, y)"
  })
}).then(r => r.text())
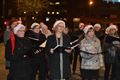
top-left (79, 25), bottom-right (102, 80)
top-left (45, 20), bottom-right (72, 80)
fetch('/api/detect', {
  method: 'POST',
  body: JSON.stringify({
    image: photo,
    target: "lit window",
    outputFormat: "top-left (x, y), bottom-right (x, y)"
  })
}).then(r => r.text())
top-left (50, 2), bottom-right (54, 5)
top-left (55, 2), bottom-right (60, 5)
top-left (73, 18), bottom-right (80, 22)
top-left (52, 12), bottom-right (55, 14)
top-left (24, 12), bottom-right (26, 14)
top-left (32, 17), bottom-right (35, 19)
top-left (36, 11), bottom-right (38, 14)
top-left (56, 12), bottom-right (60, 14)
top-left (47, 12), bottom-right (50, 14)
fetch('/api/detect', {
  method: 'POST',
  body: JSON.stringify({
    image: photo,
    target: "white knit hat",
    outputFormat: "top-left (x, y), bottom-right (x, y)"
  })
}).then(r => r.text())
top-left (83, 25), bottom-right (94, 34)
top-left (107, 25), bottom-right (118, 32)
top-left (31, 23), bottom-right (40, 29)
top-left (14, 24), bottom-right (26, 34)
top-left (53, 20), bottom-right (65, 28)
top-left (94, 23), bottom-right (101, 28)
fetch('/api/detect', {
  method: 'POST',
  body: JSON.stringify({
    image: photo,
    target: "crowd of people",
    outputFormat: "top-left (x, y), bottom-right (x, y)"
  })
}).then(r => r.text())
top-left (3, 18), bottom-right (120, 80)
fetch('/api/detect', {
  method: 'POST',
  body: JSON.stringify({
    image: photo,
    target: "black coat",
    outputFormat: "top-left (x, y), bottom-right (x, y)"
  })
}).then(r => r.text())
top-left (25, 30), bottom-right (47, 80)
top-left (25, 30), bottom-right (46, 57)
top-left (103, 35), bottom-right (120, 63)
top-left (5, 36), bottom-right (33, 80)
top-left (45, 33), bottom-right (71, 79)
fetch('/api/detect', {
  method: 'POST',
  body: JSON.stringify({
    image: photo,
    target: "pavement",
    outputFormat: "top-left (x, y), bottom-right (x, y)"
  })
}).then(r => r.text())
top-left (0, 43), bottom-right (8, 80)
top-left (0, 43), bottom-right (104, 80)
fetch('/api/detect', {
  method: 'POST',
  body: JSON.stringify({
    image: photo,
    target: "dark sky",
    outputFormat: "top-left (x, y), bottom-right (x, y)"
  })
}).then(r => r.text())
top-left (0, 0), bottom-right (2, 17)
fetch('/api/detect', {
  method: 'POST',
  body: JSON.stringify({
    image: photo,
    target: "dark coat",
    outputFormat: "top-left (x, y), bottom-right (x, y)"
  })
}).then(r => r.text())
top-left (5, 36), bottom-right (33, 80)
top-left (95, 30), bottom-right (105, 41)
top-left (25, 30), bottom-right (46, 57)
top-left (25, 30), bottom-right (46, 47)
top-left (25, 30), bottom-right (47, 80)
top-left (103, 35), bottom-right (120, 63)
top-left (45, 33), bottom-right (71, 79)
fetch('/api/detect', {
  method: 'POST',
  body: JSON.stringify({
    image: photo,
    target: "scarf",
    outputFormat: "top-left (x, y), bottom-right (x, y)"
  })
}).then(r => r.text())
top-left (11, 31), bottom-right (15, 55)
top-left (56, 34), bottom-right (64, 79)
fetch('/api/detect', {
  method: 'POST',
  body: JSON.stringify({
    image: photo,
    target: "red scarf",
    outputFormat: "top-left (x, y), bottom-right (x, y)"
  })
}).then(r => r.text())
top-left (11, 32), bottom-right (15, 55)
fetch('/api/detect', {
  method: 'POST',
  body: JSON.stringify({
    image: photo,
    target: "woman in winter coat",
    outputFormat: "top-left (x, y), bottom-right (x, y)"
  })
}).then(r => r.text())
top-left (25, 22), bottom-right (47, 80)
top-left (45, 20), bottom-right (72, 80)
top-left (5, 24), bottom-right (33, 80)
top-left (79, 25), bottom-right (102, 80)
top-left (103, 25), bottom-right (120, 80)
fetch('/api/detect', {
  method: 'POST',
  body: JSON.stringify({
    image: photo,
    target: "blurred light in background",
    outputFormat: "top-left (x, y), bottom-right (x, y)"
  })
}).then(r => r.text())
top-left (47, 12), bottom-right (50, 14)
top-left (56, 12), bottom-right (60, 14)
top-left (55, 2), bottom-right (60, 5)
top-left (73, 18), bottom-right (80, 22)
top-left (46, 17), bottom-right (50, 22)
top-left (32, 17), bottom-right (35, 19)
top-left (52, 12), bottom-right (55, 14)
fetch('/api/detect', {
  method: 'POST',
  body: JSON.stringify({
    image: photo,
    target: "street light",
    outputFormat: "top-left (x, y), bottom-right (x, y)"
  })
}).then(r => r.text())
top-left (89, 0), bottom-right (94, 6)
top-left (88, 0), bottom-right (94, 20)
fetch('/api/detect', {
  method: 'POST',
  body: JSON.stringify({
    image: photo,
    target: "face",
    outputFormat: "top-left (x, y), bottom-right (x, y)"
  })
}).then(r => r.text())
top-left (94, 27), bottom-right (101, 31)
top-left (55, 23), bottom-right (65, 33)
top-left (42, 25), bottom-right (48, 34)
top-left (79, 23), bottom-right (85, 30)
top-left (87, 29), bottom-right (95, 38)
top-left (33, 25), bottom-right (40, 33)
top-left (16, 27), bottom-right (25, 38)
top-left (79, 25), bottom-right (84, 30)
top-left (11, 21), bottom-right (18, 29)
top-left (109, 28), bottom-right (116, 35)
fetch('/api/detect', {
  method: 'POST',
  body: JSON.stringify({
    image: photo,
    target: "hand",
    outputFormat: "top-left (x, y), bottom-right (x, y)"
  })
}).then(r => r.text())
top-left (23, 55), bottom-right (27, 58)
top-left (50, 49), bottom-right (54, 54)
top-left (65, 49), bottom-right (72, 53)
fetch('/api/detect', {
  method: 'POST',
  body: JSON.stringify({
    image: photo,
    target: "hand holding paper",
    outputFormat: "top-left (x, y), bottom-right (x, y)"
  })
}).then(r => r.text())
top-left (65, 48), bottom-right (72, 53)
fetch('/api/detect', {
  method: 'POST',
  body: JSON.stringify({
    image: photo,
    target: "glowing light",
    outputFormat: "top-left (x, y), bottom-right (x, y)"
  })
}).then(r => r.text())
top-left (24, 11), bottom-right (26, 14)
top-left (73, 18), bottom-right (80, 22)
top-left (56, 12), bottom-right (60, 14)
top-left (32, 17), bottom-right (35, 19)
top-left (36, 11), bottom-right (38, 14)
top-left (55, 2), bottom-right (60, 5)
top-left (50, 2), bottom-right (54, 5)
top-left (46, 17), bottom-right (50, 22)
top-left (89, 0), bottom-right (94, 5)
top-left (52, 12), bottom-right (55, 14)
top-left (47, 12), bottom-right (50, 14)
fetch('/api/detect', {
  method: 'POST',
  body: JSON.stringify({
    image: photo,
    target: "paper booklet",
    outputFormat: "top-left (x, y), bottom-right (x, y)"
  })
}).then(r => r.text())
top-left (53, 45), bottom-right (61, 51)
top-left (39, 40), bottom-right (47, 48)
